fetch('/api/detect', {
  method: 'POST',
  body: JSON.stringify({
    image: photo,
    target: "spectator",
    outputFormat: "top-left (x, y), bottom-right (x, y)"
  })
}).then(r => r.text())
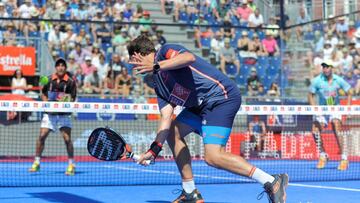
top-left (262, 30), bottom-right (279, 56)
top-left (81, 56), bottom-right (97, 77)
top-left (66, 54), bottom-right (80, 75)
top-left (247, 67), bottom-right (263, 96)
top-left (95, 54), bottom-right (110, 80)
top-left (247, 0), bottom-right (257, 11)
top-left (339, 48), bottom-right (353, 75)
top-left (236, 0), bottom-right (253, 23)
top-left (248, 8), bottom-right (263, 28)
top-left (113, 28), bottom-right (130, 53)
top-left (267, 17), bottom-right (280, 40)
top-left (238, 31), bottom-right (252, 56)
top-left (248, 115), bottom-right (266, 152)
top-left (91, 8), bottom-right (107, 42)
top-left (60, 24), bottom-right (77, 48)
top-left (82, 67), bottom-right (102, 94)
top-left (110, 53), bottom-right (124, 76)
top-left (95, 23), bottom-right (112, 47)
top-left (347, 20), bottom-right (356, 39)
top-left (323, 40), bottom-right (333, 60)
top-left (115, 67), bottom-right (132, 98)
top-left (113, 0), bottom-right (126, 15)
top-left (74, 28), bottom-right (87, 46)
top-left (139, 10), bottom-right (153, 30)
top-left (336, 16), bottom-right (348, 38)
top-left (221, 16), bottom-right (235, 39)
top-left (194, 13), bottom-right (209, 48)
top-left (267, 82), bottom-right (280, 97)
top-left (295, 7), bottom-right (311, 41)
top-left (11, 69), bottom-right (28, 95)
top-left (2, 22), bottom-right (17, 46)
top-left (47, 24), bottom-right (62, 50)
top-left (101, 69), bottom-right (116, 98)
top-left (313, 31), bottom-right (324, 53)
top-left (90, 43), bottom-right (105, 69)
top-left (73, 66), bottom-right (84, 91)
top-left (0, 2), bottom-right (10, 29)
top-left (44, 1), bottom-right (60, 19)
top-left (250, 33), bottom-right (265, 56)
top-left (156, 30), bottom-right (167, 45)
top-left (210, 31), bottom-right (224, 63)
top-left (220, 38), bottom-right (240, 77)
top-left (69, 43), bottom-right (91, 65)
top-left (128, 19), bottom-right (142, 40)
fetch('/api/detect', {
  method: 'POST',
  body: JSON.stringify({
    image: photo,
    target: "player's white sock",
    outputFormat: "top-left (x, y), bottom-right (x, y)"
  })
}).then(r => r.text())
top-left (341, 154), bottom-right (348, 160)
top-left (68, 159), bottom-right (74, 165)
top-left (182, 179), bottom-right (196, 193)
top-left (34, 157), bottom-right (40, 163)
top-left (250, 167), bottom-right (275, 185)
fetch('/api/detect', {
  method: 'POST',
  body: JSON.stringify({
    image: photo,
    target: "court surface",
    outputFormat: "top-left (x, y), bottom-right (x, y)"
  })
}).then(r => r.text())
top-left (1, 160), bottom-right (359, 203)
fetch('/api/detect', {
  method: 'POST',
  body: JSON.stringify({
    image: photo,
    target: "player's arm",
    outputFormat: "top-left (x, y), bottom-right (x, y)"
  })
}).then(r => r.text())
top-left (308, 79), bottom-right (317, 105)
top-left (157, 52), bottom-right (196, 71)
top-left (261, 121), bottom-right (266, 136)
top-left (340, 78), bottom-right (353, 105)
top-left (41, 82), bottom-right (49, 101)
top-left (154, 104), bottom-right (175, 145)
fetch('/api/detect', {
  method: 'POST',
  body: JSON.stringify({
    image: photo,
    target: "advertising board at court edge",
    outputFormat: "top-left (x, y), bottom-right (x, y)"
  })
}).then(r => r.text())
top-left (0, 46), bottom-right (36, 76)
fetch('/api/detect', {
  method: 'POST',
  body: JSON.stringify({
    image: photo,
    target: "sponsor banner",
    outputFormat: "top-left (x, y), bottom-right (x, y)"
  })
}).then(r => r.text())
top-left (0, 46), bottom-right (36, 76)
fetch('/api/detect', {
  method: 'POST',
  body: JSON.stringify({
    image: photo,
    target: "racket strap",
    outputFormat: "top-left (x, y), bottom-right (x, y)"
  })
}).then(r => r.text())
top-left (148, 141), bottom-right (162, 158)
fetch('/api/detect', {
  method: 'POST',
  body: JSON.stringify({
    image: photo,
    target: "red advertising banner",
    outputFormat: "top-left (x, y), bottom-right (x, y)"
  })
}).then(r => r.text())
top-left (0, 46), bottom-right (36, 76)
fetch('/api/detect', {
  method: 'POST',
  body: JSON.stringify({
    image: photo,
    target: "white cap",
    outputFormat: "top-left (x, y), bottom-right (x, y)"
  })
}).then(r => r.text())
top-left (85, 56), bottom-right (91, 61)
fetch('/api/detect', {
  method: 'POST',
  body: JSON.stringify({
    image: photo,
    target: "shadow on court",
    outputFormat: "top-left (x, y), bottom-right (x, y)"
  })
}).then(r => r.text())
top-left (27, 192), bottom-right (103, 203)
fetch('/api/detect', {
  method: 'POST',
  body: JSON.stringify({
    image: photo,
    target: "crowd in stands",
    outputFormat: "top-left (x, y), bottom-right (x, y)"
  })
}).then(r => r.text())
top-left (2, 0), bottom-right (360, 99)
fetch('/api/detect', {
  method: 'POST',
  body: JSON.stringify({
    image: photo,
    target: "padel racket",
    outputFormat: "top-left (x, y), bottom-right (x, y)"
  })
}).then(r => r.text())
top-left (87, 127), bottom-right (151, 164)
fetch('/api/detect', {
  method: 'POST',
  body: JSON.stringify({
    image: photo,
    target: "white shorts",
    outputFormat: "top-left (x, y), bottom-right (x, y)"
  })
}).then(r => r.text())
top-left (315, 114), bottom-right (342, 126)
top-left (41, 113), bottom-right (72, 132)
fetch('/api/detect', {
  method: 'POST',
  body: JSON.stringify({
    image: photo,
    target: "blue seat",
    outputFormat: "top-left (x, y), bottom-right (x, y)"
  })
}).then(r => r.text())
top-left (269, 56), bottom-right (281, 67)
top-left (257, 31), bottom-right (265, 40)
top-left (267, 66), bottom-right (279, 76)
top-left (304, 31), bottom-right (315, 41)
top-left (240, 65), bottom-right (251, 77)
top-left (102, 43), bottom-right (112, 53)
top-left (356, 20), bottom-right (360, 29)
top-left (225, 63), bottom-right (237, 76)
top-left (29, 31), bottom-right (40, 38)
top-left (255, 65), bottom-right (266, 78)
top-left (200, 37), bottom-right (211, 48)
top-left (235, 74), bottom-right (246, 86)
top-left (258, 56), bottom-right (269, 67)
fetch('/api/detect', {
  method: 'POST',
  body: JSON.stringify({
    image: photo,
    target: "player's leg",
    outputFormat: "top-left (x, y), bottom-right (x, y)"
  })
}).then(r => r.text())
top-left (312, 116), bottom-right (328, 169)
top-left (168, 109), bottom-right (204, 203)
top-left (58, 115), bottom-right (75, 175)
top-left (202, 99), bottom-right (288, 203)
top-left (331, 117), bottom-right (349, 170)
top-left (29, 113), bottom-right (53, 172)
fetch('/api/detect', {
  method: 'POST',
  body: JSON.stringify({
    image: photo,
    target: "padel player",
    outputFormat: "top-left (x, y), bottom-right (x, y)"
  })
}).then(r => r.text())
top-left (128, 35), bottom-right (288, 203)
top-left (308, 60), bottom-right (352, 171)
top-left (29, 58), bottom-right (77, 175)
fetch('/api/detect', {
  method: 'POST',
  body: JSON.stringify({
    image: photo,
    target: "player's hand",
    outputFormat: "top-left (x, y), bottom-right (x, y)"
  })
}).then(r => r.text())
top-left (137, 151), bottom-right (154, 166)
top-left (129, 52), bottom-right (154, 75)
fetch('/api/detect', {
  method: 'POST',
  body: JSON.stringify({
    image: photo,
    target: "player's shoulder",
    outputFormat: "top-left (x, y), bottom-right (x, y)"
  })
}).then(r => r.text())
top-left (332, 74), bottom-right (344, 81)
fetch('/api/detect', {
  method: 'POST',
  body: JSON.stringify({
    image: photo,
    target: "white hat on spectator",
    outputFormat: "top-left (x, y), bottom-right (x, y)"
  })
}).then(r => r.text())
top-left (85, 56), bottom-right (92, 61)
top-left (121, 28), bottom-right (127, 33)
top-left (355, 29), bottom-right (360, 38)
top-left (338, 40), bottom-right (345, 46)
top-left (349, 20), bottom-right (355, 26)
top-left (329, 14), bottom-right (334, 19)
top-left (242, 31), bottom-right (248, 36)
top-left (93, 43), bottom-right (99, 48)
top-left (68, 53), bottom-right (75, 59)
top-left (324, 40), bottom-right (331, 45)
top-left (24, 0), bottom-right (31, 3)
top-left (265, 30), bottom-right (272, 36)
top-left (96, 8), bottom-right (102, 13)
top-left (30, 8), bottom-right (40, 17)
top-left (224, 38), bottom-right (231, 43)
top-left (242, 0), bottom-right (248, 4)
top-left (66, 24), bottom-right (73, 31)
top-left (0, 2), bottom-right (4, 6)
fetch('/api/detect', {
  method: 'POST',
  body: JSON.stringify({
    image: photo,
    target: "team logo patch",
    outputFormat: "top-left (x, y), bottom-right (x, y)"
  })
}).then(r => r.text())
top-left (168, 83), bottom-right (191, 106)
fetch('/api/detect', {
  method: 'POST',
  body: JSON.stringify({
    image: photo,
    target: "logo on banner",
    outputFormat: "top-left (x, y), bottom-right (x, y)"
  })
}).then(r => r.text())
top-left (0, 46), bottom-right (36, 76)
top-left (267, 114), bottom-right (297, 127)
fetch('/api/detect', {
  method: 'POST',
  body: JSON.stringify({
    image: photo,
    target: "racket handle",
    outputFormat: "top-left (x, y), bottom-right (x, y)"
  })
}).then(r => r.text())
top-left (132, 154), bottom-right (152, 165)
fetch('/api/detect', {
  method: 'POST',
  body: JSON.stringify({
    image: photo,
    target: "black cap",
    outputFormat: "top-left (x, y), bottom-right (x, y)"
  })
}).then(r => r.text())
top-left (55, 58), bottom-right (67, 69)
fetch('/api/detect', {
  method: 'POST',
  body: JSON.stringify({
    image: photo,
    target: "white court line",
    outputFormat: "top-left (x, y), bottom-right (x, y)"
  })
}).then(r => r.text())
top-left (289, 183), bottom-right (360, 192)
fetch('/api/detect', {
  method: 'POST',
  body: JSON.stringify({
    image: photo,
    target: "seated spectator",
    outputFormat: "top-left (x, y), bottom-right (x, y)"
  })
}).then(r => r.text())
top-left (95, 23), bottom-right (112, 47)
top-left (47, 24), bottom-right (62, 50)
top-left (194, 14), bottom-right (209, 48)
top-left (247, 67), bottom-right (264, 96)
top-left (101, 69), bottom-right (116, 98)
top-left (220, 38), bottom-right (240, 77)
top-left (113, 28), bottom-right (130, 54)
top-left (75, 28), bottom-right (87, 46)
top-left (2, 22), bottom-right (17, 46)
top-left (221, 16), bottom-right (235, 39)
top-left (70, 43), bottom-right (91, 65)
top-left (110, 53), bottom-right (124, 76)
top-left (139, 10), bottom-right (153, 30)
top-left (60, 24), bottom-right (77, 49)
top-left (0, 2), bottom-right (9, 29)
top-left (238, 31), bottom-right (252, 57)
top-left (73, 66), bottom-right (84, 91)
top-left (82, 67), bottom-right (102, 94)
top-left (81, 56), bottom-right (97, 77)
top-left (128, 19), bottom-right (141, 40)
top-left (156, 30), bottom-right (167, 45)
top-left (91, 43), bottom-right (105, 69)
top-left (336, 16), bottom-right (348, 38)
top-left (250, 33), bottom-right (265, 56)
top-left (347, 20), bottom-right (356, 39)
top-left (123, 2), bottom-right (134, 21)
top-left (267, 82), bottom-right (280, 97)
top-left (247, 0), bottom-right (257, 11)
top-left (236, 0), bottom-right (253, 23)
top-left (66, 54), bottom-right (80, 75)
top-left (115, 67), bottom-right (132, 98)
top-left (340, 48), bottom-right (354, 75)
top-left (262, 31), bottom-right (279, 56)
top-left (295, 7), bottom-right (311, 41)
top-left (248, 8), bottom-right (263, 28)
top-left (267, 17), bottom-right (280, 40)
top-left (210, 31), bottom-right (224, 63)
top-left (11, 69), bottom-right (28, 95)
top-left (113, 0), bottom-right (126, 16)
top-left (248, 115), bottom-right (266, 152)
top-left (96, 54), bottom-right (110, 80)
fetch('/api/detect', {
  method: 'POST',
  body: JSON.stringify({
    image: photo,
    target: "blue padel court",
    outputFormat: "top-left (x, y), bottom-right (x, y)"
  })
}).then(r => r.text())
top-left (1, 160), bottom-right (359, 202)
